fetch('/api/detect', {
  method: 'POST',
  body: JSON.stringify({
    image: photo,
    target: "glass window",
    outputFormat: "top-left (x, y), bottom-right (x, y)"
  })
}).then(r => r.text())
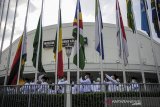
top-left (126, 72), bottom-right (142, 83)
top-left (145, 72), bottom-right (158, 83)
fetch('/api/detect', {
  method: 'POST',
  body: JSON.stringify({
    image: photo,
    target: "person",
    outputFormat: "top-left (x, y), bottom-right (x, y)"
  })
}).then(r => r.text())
top-left (91, 77), bottom-right (101, 92)
top-left (116, 77), bottom-right (125, 92)
top-left (57, 76), bottom-right (68, 93)
top-left (38, 76), bottom-right (49, 93)
top-left (20, 78), bottom-right (30, 94)
top-left (104, 74), bottom-right (119, 92)
top-left (80, 73), bottom-right (92, 93)
top-left (129, 77), bottom-right (140, 92)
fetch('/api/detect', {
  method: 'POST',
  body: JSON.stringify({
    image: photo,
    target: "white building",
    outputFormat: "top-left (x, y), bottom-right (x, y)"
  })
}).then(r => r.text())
top-left (0, 23), bottom-right (160, 84)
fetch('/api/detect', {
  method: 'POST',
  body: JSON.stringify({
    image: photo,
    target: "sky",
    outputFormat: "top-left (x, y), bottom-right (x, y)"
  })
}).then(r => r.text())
top-left (0, 0), bottom-right (160, 51)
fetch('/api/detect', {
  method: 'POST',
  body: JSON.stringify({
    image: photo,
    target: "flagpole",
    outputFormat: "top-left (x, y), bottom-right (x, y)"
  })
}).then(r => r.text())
top-left (144, 0), bottom-right (160, 83)
top-left (97, 0), bottom-right (103, 84)
top-left (130, 0), bottom-right (145, 83)
top-left (34, 0), bottom-right (44, 83)
top-left (77, 0), bottom-right (80, 84)
top-left (3, 0), bottom-right (19, 85)
top-left (55, 0), bottom-right (61, 85)
top-left (0, 0), bottom-right (5, 30)
top-left (17, 0), bottom-right (30, 85)
top-left (0, 0), bottom-right (11, 64)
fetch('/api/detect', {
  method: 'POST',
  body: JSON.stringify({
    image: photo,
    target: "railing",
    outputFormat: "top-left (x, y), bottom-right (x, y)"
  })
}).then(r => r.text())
top-left (0, 83), bottom-right (160, 107)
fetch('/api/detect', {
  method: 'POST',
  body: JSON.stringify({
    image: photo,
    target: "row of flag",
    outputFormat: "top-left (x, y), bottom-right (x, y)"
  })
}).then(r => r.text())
top-left (6, 0), bottom-right (160, 85)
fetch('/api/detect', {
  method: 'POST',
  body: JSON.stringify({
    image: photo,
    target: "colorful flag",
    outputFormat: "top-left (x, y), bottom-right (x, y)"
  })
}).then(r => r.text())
top-left (140, 0), bottom-right (150, 36)
top-left (151, 0), bottom-right (160, 38)
top-left (116, 0), bottom-right (129, 66)
top-left (156, 0), bottom-right (160, 20)
top-left (126, 0), bottom-right (136, 33)
top-left (95, 0), bottom-right (104, 60)
top-left (53, 7), bottom-right (64, 78)
top-left (32, 16), bottom-right (45, 73)
top-left (7, 36), bottom-right (23, 85)
top-left (18, 29), bottom-right (27, 85)
top-left (72, 0), bottom-right (85, 70)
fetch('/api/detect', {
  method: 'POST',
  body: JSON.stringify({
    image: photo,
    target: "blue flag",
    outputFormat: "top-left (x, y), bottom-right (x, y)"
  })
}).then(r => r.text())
top-left (151, 0), bottom-right (160, 38)
top-left (140, 0), bottom-right (150, 36)
top-left (95, 0), bottom-right (104, 60)
top-left (156, 0), bottom-right (160, 21)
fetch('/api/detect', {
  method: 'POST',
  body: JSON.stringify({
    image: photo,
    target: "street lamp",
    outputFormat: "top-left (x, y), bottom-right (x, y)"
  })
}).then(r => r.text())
top-left (65, 45), bottom-right (72, 84)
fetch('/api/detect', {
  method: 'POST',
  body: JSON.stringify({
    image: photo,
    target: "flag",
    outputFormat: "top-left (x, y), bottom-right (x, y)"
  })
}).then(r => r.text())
top-left (18, 29), bottom-right (27, 85)
top-left (72, 0), bottom-right (85, 70)
top-left (151, 0), bottom-right (160, 38)
top-left (156, 0), bottom-right (160, 20)
top-left (53, 7), bottom-right (64, 78)
top-left (140, 0), bottom-right (150, 36)
top-left (7, 36), bottom-right (23, 85)
top-left (116, 0), bottom-right (129, 66)
top-left (95, 0), bottom-right (104, 60)
top-left (32, 16), bottom-right (45, 73)
top-left (126, 0), bottom-right (136, 33)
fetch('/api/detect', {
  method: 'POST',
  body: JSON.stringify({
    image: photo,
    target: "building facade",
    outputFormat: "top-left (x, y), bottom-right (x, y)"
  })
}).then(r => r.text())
top-left (0, 23), bottom-right (160, 84)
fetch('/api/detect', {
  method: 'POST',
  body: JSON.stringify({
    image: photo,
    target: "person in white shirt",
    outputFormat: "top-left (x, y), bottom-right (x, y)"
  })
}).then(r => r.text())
top-left (104, 74), bottom-right (119, 92)
top-left (58, 76), bottom-right (68, 93)
top-left (38, 76), bottom-right (49, 93)
top-left (91, 77), bottom-right (101, 92)
top-left (129, 77), bottom-right (140, 92)
top-left (80, 73), bottom-right (92, 93)
top-left (20, 78), bottom-right (30, 94)
top-left (116, 78), bottom-right (125, 92)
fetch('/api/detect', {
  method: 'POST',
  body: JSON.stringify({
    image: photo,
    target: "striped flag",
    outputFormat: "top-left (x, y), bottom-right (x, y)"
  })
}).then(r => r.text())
top-left (126, 0), bottom-right (136, 33)
top-left (151, 0), bottom-right (160, 38)
top-left (7, 35), bottom-right (24, 85)
top-left (53, 6), bottom-right (64, 78)
top-left (140, 0), bottom-right (150, 36)
top-left (18, 29), bottom-right (27, 85)
top-left (116, 0), bottom-right (129, 66)
top-left (95, 0), bottom-right (104, 60)
top-left (156, 0), bottom-right (160, 21)
top-left (72, 0), bottom-right (85, 70)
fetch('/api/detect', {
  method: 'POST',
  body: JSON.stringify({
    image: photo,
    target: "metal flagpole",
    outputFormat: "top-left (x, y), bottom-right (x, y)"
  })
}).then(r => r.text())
top-left (0, 0), bottom-right (5, 30)
top-left (97, 0), bottom-right (104, 84)
top-left (34, 0), bottom-right (44, 83)
top-left (0, 0), bottom-right (11, 64)
top-left (77, 0), bottom-right (80, 84)
top-left (3, 0), bottom-right (19, 85)
top-left (55, 0), bottom-right (61, 85)
top-left (144, 0), bottom-right (160, 83)
top-left (17, 0), bottom-right (30, 85)
top-left (130, 0), bottom-right (145, 83)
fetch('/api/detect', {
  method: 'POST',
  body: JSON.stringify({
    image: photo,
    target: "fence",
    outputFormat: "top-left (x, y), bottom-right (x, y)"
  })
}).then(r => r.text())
top-left (0, 83), bottom-right (160, 107)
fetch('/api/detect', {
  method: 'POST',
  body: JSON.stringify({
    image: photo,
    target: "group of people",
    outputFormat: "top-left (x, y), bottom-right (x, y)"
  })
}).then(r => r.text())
top-left (6, 73), bottom-right (140, 94)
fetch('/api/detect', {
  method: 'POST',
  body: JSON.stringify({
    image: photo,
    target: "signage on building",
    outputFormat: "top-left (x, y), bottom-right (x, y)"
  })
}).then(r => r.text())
top-left (43, 37), bottom-right (88, 48)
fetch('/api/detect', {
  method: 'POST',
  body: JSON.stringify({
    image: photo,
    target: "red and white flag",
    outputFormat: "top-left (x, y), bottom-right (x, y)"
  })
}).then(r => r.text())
top-left (116, 0), bottom-right (129, 66)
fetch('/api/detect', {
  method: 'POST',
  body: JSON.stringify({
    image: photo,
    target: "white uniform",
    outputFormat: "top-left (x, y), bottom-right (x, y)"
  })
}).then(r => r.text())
top-left (20, 82), bottom-right (30, 94)
top-left (130, 83), bottom-right (139, 92)
top-left (58, 80), bottom-right (68, 93)
top-left (104, 75), bottom-right (118, 92)
top-left (38, 82), bottom-right (49, 93)
top-left (80, 78), bottom-right (91, 93)
top-left (91, 82), bottom-right (101, 92)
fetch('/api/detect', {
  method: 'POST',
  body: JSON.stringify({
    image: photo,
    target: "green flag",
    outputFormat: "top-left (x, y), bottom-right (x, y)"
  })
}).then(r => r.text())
top-left (72, 0), bottom-right (85, 70)
top-left (32, 16), bottom-right (45, 73)
top-left (126, 0), bottom-right (136, 33)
